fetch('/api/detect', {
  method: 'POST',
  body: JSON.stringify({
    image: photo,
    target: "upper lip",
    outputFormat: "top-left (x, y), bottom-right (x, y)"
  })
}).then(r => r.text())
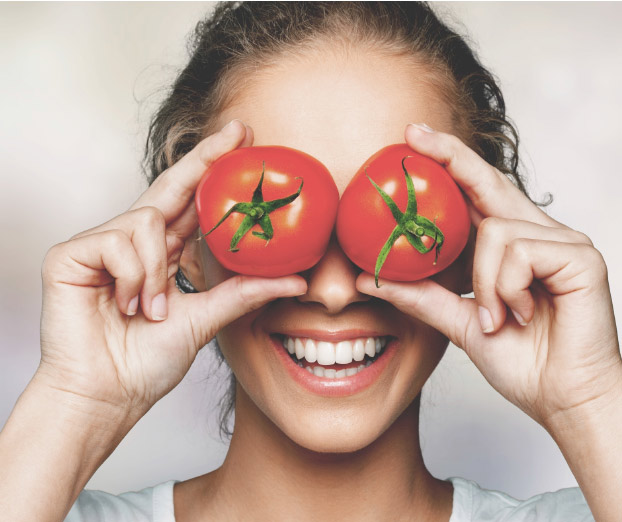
top-left (273, 329), bottom-right (391, 342)
top-left (260, 300), bottom-right (400, 343)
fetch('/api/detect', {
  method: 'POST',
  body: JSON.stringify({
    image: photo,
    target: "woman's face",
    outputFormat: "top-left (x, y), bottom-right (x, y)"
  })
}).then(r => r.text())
top-left (200, 44), bottom-right (469, 452)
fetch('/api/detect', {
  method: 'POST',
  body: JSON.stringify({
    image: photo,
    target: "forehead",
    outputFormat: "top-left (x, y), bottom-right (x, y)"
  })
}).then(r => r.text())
top-left (216, 45), bottom-right (455, 193)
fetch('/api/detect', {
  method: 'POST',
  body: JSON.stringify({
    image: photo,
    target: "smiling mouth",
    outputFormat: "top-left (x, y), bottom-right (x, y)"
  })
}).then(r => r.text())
top-left (276, 335), bottom-right (390, 378)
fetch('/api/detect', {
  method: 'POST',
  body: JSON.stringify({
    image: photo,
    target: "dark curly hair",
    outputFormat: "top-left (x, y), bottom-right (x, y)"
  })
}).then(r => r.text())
top-left (143, 1), bottom-right (532, 439)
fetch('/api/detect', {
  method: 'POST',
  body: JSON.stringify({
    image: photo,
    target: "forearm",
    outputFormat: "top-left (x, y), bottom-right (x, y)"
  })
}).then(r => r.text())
top-left (546, 376), bottom-right (622, 522)
top-left (0, 374), bottom-right (139, 522)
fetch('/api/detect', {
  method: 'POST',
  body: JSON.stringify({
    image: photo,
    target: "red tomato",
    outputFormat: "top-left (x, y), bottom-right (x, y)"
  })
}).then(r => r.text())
top-left (336, 144), bottom-right (470, 285)
top-left (195, 146), bottom-right (339, 277)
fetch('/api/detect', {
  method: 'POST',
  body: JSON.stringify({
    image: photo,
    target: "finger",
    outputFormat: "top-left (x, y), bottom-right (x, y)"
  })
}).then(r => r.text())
top-left (356, 272), bottom-right (483, 352)
top-left (404, 124), bottom-right (562, 228)
top-left (130, 120), bottom-right (251, 223)
top-left (473, 217), bottom-right (593, 332)
top-left (43, 230), bottom-right (146, 316)
top-left (175, 275), bottom-right (307, 350)
top-left (124, 207), bottom-right (169, 321)
top-left (70, 207), bottom-right (172, 320)
top-left (495, 239), bottom-right (607, 325)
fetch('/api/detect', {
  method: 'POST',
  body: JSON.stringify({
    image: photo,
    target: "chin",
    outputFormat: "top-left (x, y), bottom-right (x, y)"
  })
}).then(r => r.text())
top-left (278, 409), bottom-right (396, 454)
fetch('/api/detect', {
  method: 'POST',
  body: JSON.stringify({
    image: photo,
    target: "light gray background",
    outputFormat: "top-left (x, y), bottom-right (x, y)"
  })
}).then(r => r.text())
top-left (1, 2), bottom-right (621, 499)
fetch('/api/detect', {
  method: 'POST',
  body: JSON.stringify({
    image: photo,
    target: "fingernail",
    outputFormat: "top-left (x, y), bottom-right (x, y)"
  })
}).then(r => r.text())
top-left (511, 309), bottom-right (528, 326)
top-left (151, 293), bottom-right (168, 321)
top-left (478, 306), bottom-right (494, 333)
top-left (127, 295), bottom-right (139, 316)
top-left (221, 119), bottom-right (241, 134)
top-left (409, 122), bottom-right (435, 133)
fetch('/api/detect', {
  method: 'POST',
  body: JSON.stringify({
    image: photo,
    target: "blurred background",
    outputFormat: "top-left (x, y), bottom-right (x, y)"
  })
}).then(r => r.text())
top-left (1, 2), bottom-right (621, 499)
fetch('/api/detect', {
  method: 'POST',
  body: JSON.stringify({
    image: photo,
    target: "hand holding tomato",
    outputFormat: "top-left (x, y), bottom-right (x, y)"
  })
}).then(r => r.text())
top-left (37, 121), bottom-right (307, 423)
top-left (357, 124), bottom-right (622, 432)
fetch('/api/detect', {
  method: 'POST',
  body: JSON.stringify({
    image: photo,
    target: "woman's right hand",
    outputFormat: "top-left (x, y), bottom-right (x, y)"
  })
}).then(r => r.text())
top-left (37, 120), bottom-right (306, 423)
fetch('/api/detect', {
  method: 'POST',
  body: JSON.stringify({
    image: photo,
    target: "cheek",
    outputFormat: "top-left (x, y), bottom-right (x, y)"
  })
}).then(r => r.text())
top-left (215, 313), bottom-right (261, 387)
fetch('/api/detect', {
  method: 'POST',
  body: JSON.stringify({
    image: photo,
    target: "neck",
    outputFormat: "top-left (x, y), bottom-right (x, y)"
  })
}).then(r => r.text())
top-left (203, 387), bottom-right (452, 521)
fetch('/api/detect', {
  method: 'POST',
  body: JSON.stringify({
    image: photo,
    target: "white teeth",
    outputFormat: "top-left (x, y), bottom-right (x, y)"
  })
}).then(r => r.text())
top-left (304, 365), bottom-right (368, 378)
top-left (295, 338), bottom-right (305, 360)
top-left (364, 337), bottom-right (376, 358)
top-left (303, 339), bottom-right (317, 363)
top-left (317, 341), bottom-right (336, 365)
top-left (284, 335), bottom-right (390, 374)
top-left (353, 339), bottom-right (365, 361)
top-left (335, 341), bottom-right (353, 364)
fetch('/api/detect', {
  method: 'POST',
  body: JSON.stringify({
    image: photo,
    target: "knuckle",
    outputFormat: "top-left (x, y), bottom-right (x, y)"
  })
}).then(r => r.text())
top-left (41, 243), bottom-right (64, 281)
top-left (128, 261), bottom-right (147, 282)
top-left (444, 133), bottom-right (466, 152)
top-left (135, 206), bottom-right (165, 230)
top-left (571, 230), bottom-right (594, 247)
top-left (495, 275), bottom-right (514, 298)
top-left (443, 134), bottom-right (464, 165)
top-left (104, 229), bottom-right (129, 250)
top-left (583, 245), bottom-right (608, 282)
top-left (506, 237), bottom-right (530, 262)
top-left (477, 217), bottom-right (504, 242)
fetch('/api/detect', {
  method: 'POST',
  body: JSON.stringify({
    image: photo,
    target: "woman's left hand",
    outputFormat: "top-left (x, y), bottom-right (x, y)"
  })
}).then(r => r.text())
top-left (357, 123), bottom-right (621, 430)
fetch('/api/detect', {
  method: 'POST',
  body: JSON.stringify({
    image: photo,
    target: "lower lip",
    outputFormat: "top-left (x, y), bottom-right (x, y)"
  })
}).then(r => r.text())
top-left (271, 336), bottom-right (398, 397)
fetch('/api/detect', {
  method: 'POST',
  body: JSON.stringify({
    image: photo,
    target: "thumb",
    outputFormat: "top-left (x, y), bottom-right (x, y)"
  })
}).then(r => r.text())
top-left (356, 272), bottom-right (481, 350)
top-left (170, 274), bottom-right (307, 351)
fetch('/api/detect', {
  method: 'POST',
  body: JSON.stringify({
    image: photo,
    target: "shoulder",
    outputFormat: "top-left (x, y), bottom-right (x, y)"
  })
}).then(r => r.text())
top-left (448, 477), bottom-right (594, 522)
top-left (64, 480), bottom-right (178, 522)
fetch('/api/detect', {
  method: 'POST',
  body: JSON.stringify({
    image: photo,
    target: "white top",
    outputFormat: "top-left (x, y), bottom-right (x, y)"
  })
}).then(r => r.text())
top-left (65, 477), bottom-right (593, 521)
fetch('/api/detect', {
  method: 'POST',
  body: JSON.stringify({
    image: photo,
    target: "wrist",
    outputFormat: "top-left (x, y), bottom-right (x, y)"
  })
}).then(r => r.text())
top-left (543, 362), bottom-right (622, 437)
top-left (542, 364), bottom-right (622, 522)
top-left (0, 374), bottom-right (142, 522)
top-left (31, 365), bottom-right (148, 431)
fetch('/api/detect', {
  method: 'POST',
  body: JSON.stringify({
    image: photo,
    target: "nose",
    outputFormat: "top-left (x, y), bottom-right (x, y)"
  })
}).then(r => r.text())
top-left (297, 236), bottom-right (371, 314)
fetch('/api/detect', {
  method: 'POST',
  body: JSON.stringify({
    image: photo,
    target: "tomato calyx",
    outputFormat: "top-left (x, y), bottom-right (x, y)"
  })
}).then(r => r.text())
top-left (367, 156), bottom-right (445, 287)
top-left (202, 162), bottom-right (304, 252)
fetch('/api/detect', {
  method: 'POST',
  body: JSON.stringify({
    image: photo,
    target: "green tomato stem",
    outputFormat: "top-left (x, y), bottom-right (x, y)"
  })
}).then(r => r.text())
top-left (369, 156), bottom-right (445, 287)
top-left (201, 161), bottom-right (303, 252)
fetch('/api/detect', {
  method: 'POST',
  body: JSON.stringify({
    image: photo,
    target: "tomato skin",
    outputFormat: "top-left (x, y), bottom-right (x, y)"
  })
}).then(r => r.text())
top-left (336, 144), bottom-right (471, 282)
top-left (195, 146), bottom-right (339, 277)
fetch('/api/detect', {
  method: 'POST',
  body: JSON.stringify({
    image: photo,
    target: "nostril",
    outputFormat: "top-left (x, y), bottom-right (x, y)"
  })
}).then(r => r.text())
top-left (297, 282), bottom-right (370, 314)
top-left (296, 237), bottom-right (370, 313)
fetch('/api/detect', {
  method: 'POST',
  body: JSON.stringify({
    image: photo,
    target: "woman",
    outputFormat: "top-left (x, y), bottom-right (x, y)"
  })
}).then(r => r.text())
top-left (1, 3), bottom-right (619, 521)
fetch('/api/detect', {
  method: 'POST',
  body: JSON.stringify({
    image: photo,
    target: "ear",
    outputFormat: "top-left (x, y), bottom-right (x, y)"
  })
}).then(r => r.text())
top-left (178, 229), bottom-right (208, 292)
top-left (457, 225), bottom-right (476, 295)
